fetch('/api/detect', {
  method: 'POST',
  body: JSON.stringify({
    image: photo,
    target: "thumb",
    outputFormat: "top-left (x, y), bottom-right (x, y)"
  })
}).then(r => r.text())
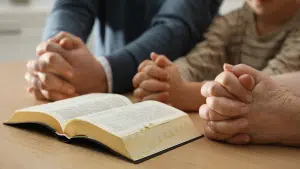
top-left (238, 74), bottom-right (255, 91)
top-left (150, 52), bottom-right (159, 61)
top-left (224, 63), bottom-right (268, 83)
top-left (150, 52), bottom-right (172, 68)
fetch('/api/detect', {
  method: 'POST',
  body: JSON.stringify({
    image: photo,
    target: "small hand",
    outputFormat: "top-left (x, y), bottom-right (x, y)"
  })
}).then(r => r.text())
top-left (133, 53), bottom-right (171, 102)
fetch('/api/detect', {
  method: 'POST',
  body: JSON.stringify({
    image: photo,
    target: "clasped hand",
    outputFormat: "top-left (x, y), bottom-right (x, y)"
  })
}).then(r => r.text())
top-left (25, 32), bottom-right (108, 101)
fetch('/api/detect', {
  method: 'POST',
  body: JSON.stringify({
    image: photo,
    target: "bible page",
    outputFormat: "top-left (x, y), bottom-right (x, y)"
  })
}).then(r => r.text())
top-left (75, 101), bottom-right (187, 137)
top-left (16, 93), bottom-right (132, 126)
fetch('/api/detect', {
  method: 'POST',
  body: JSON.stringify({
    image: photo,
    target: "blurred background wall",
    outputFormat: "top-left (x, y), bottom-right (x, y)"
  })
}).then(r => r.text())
top-left (0, 0), bottom-right (244, 61)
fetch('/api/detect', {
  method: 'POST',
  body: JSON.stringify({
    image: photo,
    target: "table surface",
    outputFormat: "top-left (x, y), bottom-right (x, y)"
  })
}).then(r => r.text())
top-left (0, 61), bottom-right (299, 169)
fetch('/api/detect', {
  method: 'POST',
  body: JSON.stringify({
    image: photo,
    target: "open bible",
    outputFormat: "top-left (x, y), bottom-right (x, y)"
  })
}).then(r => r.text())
top-left (5, 94), bottom-right (201, 163)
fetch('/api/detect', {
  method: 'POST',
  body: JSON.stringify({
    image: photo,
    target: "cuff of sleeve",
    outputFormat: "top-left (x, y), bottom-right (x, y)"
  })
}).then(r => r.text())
top-left (95, 56), bottom-right (113, 93)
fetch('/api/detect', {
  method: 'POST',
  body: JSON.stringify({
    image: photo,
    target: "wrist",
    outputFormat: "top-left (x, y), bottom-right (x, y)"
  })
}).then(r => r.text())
top-left (98, 62), bottom-right (109, 93)
top-left (279, 91), bottom-right (300, 145)
top-left (95, 56), bottom-right (113, 93)
top-left (168, 81), bottom-right (205, 112)
top-left (93, 59), bottom-right (108, 93)
top-left (81, 56), bottom-right (108, 94)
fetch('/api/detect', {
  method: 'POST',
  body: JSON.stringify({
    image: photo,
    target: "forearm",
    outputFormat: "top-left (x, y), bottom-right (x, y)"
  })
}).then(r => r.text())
top-left (271, 72), bottom-right (300, 97)
top-left (271, 72), bottom-right (300, 146)
top-left (279, 94), bottom-right (300, 146)
top-left (43, 0), bottom-right (98, 42)
top-left (109, 0), bottom-right (222, 93)
top-left (171, 81), bottom-right (206, 112)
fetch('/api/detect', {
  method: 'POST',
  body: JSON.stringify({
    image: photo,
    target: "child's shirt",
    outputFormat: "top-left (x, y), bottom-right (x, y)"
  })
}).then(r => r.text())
top-left (175, 4), bottom-right (300, 81)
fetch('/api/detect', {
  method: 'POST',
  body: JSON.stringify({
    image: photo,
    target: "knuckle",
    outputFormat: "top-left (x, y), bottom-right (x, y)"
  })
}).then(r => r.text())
top-left (239, 64), bottom-right (247, 69)
top-left (207, 97), bottom-right (218, 109)
top-left (43, 42), bottom-right (51, 52)
top-left (137, 89), bottom-right (146, 98)
top-left (24, 72), bottom-right (30, 82)
top-left (199, 105), bottom-right (210, 120)
top-left (40, 74), bottom-right (50, 85)
top-left (204, 124), bottom-right (216, 139)
top-left (132, 76), bottom-right (138, 86)
top-left (140, 80), bottom-right (152, 89)
top-left (32, 77), bottom-right (45, 89)
top-left (38, 61), bottom-right (48, 72)
top-left (45, 53), bottom-right (56, 64)
top-left (26, 60), bottom-right (32, 69)
top-left (133, 89), bottom-right (141, 98)
top-left (208, 82), bottom-right (218, 96)
top-left (229, 100), bottom-right (241, 112)
top-left (146, 65), bottom-right (156, 74)
top-left (31, 77), bottom-right (38, 87)
top-left (208, 110), bottom-right (217, 121)
top-left (208, 121), bottom-right (218, 133)
top-left (138, 72), bottom-right (148, 80)
top-left (140, 60), bottom-right (148, 66)
top-left (36, 43), bottom-right (44, 55)
top-left (59, 31), bottom-right (68, 37)
top-left (220, 72), bottom-right (232, 86)
top-left (27, 60), bottom-right (38, 71)
top-left (134, 72), bottom-right (147, 84)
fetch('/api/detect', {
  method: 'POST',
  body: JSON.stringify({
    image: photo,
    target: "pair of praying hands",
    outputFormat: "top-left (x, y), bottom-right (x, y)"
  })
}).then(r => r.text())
top-left (25, 32), bottom-right (108, 101)
top-left (133, 53), bottom-right (300, 145)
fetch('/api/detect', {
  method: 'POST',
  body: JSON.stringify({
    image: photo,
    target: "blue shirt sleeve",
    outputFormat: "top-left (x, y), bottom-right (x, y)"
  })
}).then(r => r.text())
top-left (108, 0), bottom-right (223, 93)
top-left (43, 0), bottom-right (223, 94)
top-left (42, 0), bottom-right (99, 43)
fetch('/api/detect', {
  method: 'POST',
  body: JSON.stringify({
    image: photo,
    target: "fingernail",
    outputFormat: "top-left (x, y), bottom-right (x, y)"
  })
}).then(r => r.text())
top-left (224, 63), bottom-right (233, 71)
top-left (199, 106), bottom-right (208, 120)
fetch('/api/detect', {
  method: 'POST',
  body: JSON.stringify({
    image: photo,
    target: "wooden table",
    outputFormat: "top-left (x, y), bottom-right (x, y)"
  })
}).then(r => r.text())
top-left (0, 61), bottom-right (299, 169)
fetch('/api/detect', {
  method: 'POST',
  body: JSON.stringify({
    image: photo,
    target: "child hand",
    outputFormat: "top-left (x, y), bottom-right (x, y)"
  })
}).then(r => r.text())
top-left (133, 53), bottom-right (172, 102)
top-left (133, 53), bottom-right (185, 105)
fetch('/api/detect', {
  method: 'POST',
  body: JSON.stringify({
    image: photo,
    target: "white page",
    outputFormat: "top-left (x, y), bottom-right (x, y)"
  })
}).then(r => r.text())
top-left (76, 101), bottom-right (187, 137)
top-left (16, 93), bottom-right (132, 125)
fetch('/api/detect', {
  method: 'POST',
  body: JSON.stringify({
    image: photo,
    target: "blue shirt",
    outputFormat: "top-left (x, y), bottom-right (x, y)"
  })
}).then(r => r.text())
top-left (43, 0), bottom-right (222, 93)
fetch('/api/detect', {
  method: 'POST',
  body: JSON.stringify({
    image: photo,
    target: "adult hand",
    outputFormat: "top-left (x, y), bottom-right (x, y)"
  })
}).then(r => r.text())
top-left (200, 64), bottom-right (255, 144)
top-left (26, 32), bottom-right (108, 101)
top-left (203, 64), bottom-right (300, 146)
